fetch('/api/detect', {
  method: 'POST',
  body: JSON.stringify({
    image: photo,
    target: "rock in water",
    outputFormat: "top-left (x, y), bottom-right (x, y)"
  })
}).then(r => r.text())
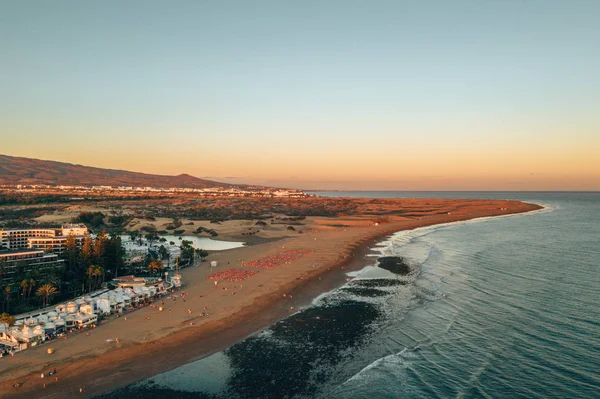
top-left (377, 256), bottom-right (411, 275)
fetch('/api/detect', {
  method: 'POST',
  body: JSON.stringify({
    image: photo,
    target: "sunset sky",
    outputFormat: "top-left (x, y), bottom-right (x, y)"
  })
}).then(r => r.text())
top-left (1, 1), bottom-right (599, 190)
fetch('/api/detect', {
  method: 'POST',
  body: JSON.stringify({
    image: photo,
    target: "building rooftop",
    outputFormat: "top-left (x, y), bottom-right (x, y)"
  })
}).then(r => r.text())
top-left (61, 223), bottom-right (88, 229)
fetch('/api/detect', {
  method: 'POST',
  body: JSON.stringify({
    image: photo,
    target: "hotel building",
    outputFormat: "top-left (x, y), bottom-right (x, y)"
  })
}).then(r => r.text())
top-left (0, 224), bottom-right (89, 254)
top-left (0, 249), bottom-right (65, 282)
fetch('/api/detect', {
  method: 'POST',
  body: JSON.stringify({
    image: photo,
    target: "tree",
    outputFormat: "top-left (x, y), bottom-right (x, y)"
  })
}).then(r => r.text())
top-left (129, 230), bottom-right (139, 242)
top-left (102, 236), bottom-right (124, 279)
top-left (0, 312), bottom-right (16, 334)
top-left (36, 284), bottom-right (58, 307)
top-left (158, 245), bottom-right (170, 266)
top-left (63, 233), bottom-right (79, 290)
top-left (87, 266), bottom-right (95, 293)
top-left (93, 231), bottom-right (106, 260)
top-left (80, 235), bottom-right (94, 268)
top-left (93, 232), bottom-right (107, 283)
top-left (148, 259), bottom-right (164, 276)
top-left (145, 231), bottom-right (159, 247)
top-left (180, 240), bottom-right (195, 265)
top-left (27, 278), bottom-right (36, 302)
top-left (36, 284), bottom-right (53, 307)
top-left (196, 249), bottom-right (209, 259)
top-left (93, 266), bottom-right (104, 290)
top-left (20, 279), bottom-right (28, 300)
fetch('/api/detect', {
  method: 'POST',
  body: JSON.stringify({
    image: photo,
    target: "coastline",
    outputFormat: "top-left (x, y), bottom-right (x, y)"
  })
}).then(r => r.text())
top-left (0, 199), bottom-right (542, 398)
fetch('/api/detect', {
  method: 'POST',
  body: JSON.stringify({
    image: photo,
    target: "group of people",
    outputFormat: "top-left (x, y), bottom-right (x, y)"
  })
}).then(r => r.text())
top-left (207, 268), bottom-right (260, 282)
top-left (205, 249), bottom-right (313, 283)
top-left (34, 368), bottom-right (58, 389)
top-left (242, 249), bottom-right (314, 269)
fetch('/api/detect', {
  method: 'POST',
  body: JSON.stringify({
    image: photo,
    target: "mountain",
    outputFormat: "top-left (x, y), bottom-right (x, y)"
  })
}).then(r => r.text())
top-left (0, 154), bottom-right (233, 189)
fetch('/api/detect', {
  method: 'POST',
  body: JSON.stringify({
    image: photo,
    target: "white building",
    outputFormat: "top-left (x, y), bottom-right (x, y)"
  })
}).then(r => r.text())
top-left (0, 224), bottom-right (88, 254)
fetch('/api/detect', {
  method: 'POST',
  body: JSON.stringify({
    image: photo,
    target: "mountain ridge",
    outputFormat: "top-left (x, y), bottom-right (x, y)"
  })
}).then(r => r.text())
top-left (0, 154), bottom-right (237, 189)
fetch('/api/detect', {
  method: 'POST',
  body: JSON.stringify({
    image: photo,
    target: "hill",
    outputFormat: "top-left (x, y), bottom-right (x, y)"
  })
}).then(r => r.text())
top-left (0, 154), bottom-right (233, 189)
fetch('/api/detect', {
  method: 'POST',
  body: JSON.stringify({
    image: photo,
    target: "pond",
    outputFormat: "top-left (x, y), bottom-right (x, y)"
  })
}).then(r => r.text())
top-left (120, 235), bottom-right (245, 251)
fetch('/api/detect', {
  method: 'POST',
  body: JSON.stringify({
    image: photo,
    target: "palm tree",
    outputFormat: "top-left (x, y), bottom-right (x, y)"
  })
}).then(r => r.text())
top-left (20, 279), bottom-right (28, 300)
top-left (87, 266), bottom-right (95, 293)
top-left (0, 312), bottom-right (16, 334)
top-left (36, 284), bottom-right (58, 308)
top-left (27, 278), bottom-right (36, 302)
top-left (92, 266), bottom-right (103, 290)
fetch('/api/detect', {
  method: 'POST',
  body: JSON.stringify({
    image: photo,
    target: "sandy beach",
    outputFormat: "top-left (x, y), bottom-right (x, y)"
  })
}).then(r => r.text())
top-left (0, 198), bottom-right (541, 398)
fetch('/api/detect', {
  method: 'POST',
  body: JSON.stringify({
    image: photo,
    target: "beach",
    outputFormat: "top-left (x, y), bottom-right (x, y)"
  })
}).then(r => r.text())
top-left (0, 198), bottom-right (541, 398)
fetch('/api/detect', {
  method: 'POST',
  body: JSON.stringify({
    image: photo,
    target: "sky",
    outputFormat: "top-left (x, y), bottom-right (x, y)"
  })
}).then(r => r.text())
top-left (1, 1), bottom-right (599, 190)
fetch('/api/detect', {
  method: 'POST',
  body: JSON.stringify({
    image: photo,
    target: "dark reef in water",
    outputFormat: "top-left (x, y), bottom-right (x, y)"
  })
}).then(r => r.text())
top-left (377, 256), bottom-right (411, 275)
top-left (340, 287), bottom-right (391, 297)
top-left (222, 299), bottom-right (382, 398)
top-left (97, 386), bottom-right (213, 399)
top-left (101, 286), bottom-right (389, 399)
top-left (350, 278), bottom-right (407, 288)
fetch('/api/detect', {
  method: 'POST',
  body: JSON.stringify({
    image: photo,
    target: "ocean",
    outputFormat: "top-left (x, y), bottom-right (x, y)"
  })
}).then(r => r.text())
top-left (103, 192), bottom-right (600, 398)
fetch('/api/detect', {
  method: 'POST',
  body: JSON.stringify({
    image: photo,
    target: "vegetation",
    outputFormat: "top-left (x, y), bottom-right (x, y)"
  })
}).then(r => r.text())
top-left (0, 253), bottom-right (64, 314)
top-left (0, 312), bottom-right (16, 332)
top-left (73, 211), bottom-right (106, 228)
top-left (0, 206), bottom-right (59, 221)
top-left (61, 231), bottom-right (125, 299)
top-left (179, 240), bottom-right (195, 265)
top-left (36, 283), bottom-right (58, 308)
top-left (194, 226), bottom-right (218, 236)
top-left (147, 259), bottom-right (164, 275)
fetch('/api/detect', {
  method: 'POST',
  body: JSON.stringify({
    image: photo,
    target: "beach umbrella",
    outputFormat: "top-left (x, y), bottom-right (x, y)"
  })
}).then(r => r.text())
top-left (96, 298), bottom-right (111, 314)
top-left (80, 304), bottom-right (94, 315)
top-left (66, 302), bottom-right (77, 314)
top-left (56, 304), bottom-right (67, 313)
top-left (18, 325), bottom-right (34, 341)
top-left (44, 322), bottom-right (56, 333)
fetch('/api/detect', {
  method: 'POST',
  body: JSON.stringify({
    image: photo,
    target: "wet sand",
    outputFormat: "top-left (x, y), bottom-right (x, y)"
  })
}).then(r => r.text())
top-left (0, 199), bottom-right (541, 398)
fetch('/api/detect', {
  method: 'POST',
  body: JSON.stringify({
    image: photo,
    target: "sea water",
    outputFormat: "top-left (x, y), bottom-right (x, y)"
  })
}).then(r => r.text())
top-left (103, 192), bottom-right (600, 398)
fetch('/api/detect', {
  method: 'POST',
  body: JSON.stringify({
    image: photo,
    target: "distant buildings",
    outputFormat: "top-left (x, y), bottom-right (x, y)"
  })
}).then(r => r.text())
top-left (0, 224), bottom-right (88, 254)
top-left (0, 184), bottom-right (307, 198)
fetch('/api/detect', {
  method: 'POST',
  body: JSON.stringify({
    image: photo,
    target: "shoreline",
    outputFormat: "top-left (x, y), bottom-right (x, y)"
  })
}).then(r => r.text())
top-left (0, 199), bottom-right (542, 398)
